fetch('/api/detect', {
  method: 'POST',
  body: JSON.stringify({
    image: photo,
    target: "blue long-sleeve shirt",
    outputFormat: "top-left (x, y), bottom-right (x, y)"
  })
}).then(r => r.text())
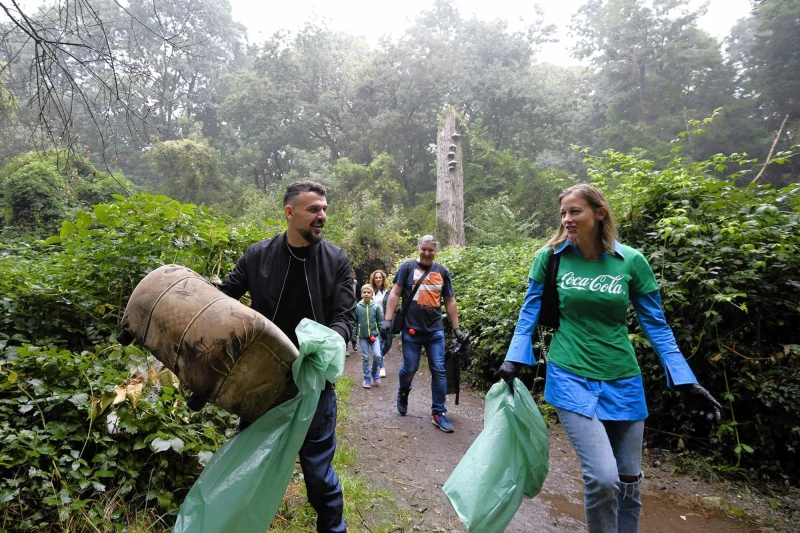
top-left (504, 242), bottom-right (697, 421)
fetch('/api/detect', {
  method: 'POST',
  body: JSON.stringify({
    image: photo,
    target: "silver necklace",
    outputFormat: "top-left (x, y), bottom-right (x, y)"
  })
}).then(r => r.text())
top-left (286, 240), bottom-right (306, 262)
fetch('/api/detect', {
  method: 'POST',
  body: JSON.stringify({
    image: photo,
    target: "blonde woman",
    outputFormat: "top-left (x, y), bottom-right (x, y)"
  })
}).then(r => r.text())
top-left (497, 184), bottom-right (721, 533)
top-left (370, 269), bottom-right (390, 377)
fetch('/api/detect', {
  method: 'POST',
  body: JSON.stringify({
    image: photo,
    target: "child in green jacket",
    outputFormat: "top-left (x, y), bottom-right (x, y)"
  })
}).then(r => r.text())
top-left (354, 284), bottom-right (384, 388)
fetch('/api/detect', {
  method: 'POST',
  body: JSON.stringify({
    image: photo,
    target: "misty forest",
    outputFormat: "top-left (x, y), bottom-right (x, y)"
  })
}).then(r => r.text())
top-left (0, 0), bottom-right (799, 531)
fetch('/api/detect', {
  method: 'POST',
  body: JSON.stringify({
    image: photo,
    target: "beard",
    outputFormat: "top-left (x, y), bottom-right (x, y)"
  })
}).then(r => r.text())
top-left (298, 225), bottom-right (323, 244)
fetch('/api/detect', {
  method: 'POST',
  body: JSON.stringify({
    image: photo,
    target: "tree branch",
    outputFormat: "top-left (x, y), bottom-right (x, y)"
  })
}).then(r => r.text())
top-left (751, 114), bottom-right (789, 184)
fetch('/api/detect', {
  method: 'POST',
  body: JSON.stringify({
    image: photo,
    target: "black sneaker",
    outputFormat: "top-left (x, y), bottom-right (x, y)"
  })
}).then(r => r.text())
top-left (397, 391), bottom-right (409, 415)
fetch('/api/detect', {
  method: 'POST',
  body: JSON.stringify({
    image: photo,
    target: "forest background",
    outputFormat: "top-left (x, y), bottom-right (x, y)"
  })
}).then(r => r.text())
top-left (0, 0), bottom-right (798, 531)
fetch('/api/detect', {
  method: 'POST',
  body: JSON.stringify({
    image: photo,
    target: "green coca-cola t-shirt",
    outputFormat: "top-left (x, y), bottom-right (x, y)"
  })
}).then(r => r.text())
top-left (531, 242), bottom-right (659, 380)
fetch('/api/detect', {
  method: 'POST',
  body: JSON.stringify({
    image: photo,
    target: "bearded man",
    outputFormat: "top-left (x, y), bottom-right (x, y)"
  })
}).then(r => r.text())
top-left (218, 180), bottom-right (355, 532)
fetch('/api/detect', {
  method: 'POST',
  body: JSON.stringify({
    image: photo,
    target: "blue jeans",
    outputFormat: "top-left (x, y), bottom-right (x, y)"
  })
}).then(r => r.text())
top-left (556, 408), bottom-right (644, 533)
top-left (299, 381), bottom-right (345, 532)
top-left (359, 337), bottom-right (382, 382)
top-left (399, 329), bottom-right (447, 415)
top-left (378, 335), bottom-right (385, 369)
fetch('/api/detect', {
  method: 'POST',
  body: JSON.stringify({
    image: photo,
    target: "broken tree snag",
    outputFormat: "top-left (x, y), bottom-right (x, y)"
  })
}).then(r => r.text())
top-left (751, 114), bottom-right (790, 185)
top-left (435, 108), bottom-right (465, 247)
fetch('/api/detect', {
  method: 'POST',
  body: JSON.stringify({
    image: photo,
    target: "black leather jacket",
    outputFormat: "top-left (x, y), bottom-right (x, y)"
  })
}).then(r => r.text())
top-left (218, 232), bottom-right (356, 343)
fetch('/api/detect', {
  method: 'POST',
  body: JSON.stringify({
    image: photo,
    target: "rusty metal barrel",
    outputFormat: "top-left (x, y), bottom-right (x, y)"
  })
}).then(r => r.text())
top-left (118, 264), bottom-right (298, 423)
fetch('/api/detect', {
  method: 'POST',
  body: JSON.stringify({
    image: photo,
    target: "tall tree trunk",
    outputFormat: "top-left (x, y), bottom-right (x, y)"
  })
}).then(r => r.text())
top-left (435, 108), bottom-right (465, 247)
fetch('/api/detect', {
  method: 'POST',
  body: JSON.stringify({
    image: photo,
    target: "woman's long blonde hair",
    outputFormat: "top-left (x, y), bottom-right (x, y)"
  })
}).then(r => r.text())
top-left (546, 184), bottom-right (618, 254)
top-left (369, 270), bottom-right (389, 292)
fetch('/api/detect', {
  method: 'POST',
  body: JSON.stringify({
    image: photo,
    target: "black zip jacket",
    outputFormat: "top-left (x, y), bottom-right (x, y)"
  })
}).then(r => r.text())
top-left (218, 232), bottom-right (356, 343)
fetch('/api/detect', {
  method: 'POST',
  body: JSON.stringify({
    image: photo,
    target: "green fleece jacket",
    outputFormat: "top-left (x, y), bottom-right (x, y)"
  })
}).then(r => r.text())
top-left (354, 299), bottom-right (384, 339)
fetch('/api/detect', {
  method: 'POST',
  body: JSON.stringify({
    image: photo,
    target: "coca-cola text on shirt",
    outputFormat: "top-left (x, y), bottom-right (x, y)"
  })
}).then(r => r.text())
top-left (559, 272), bottom-right (624, 294)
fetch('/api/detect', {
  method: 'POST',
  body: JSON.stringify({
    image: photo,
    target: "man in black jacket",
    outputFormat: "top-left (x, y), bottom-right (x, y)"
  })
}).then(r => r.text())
top-left (218, 180), bottom-right (355, 533)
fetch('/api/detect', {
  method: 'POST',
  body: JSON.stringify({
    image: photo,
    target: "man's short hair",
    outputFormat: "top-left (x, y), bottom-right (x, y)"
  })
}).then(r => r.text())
top-left (283, 180), bottom-right (327, 207)
top-left (418, 235), bottom-right (439, 250)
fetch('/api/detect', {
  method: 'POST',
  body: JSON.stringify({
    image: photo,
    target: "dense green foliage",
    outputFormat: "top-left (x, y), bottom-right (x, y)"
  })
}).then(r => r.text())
top-left (0, 151), bottom-right (132, 239)
top-left (0, 342), bottom-right (236, 531)
top-left (1, 193), bottom-right (260, 348)
top-left (0, 193), bottom-right (265, 530)
top-left (148, 139), bottom-right (226, 207)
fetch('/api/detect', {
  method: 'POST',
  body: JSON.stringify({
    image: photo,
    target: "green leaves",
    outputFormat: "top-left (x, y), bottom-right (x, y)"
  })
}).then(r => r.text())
top-left (1, 192), bottom-right (262, 349)
top-left (151, 436), bottom-right (185, 453)
top-left (0, 191), bottom-right (257, 527)
top-left (0, 150), bottom-right (133, 240)
top-left (0, 342), bottom-right (237, 528)
top-left (734, 444), bottom-right (754, 455)
top-left (68, 392), bottom-right (89, 407)
top-left (60, 220), bottom-right (77, 239)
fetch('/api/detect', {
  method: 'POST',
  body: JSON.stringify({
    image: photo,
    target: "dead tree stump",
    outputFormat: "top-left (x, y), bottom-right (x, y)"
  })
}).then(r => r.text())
top-left (435, 108), bottom-right (465, 247)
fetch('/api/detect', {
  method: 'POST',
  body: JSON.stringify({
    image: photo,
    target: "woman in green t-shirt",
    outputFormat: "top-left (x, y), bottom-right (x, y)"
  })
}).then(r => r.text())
top-left (497, 184), bottom-right (722, 533)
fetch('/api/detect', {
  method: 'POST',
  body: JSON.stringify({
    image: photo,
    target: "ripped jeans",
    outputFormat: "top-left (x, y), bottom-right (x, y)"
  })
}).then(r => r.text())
top-left (556, 408), bottom-right (644, 533)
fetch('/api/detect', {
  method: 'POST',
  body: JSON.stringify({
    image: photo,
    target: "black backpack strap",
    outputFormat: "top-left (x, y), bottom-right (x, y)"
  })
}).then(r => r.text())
top-left (539, 249), bottom-right (561, 329)
top-left (405, 263), bottom-right (432, 309)
top-left (397, 261), bottom-right (432, 317)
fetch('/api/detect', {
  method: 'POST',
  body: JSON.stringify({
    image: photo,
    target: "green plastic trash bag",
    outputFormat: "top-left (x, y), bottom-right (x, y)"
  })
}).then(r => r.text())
top-left (173, 318), bottom-right (346, 533)
top-left (443, 378), bottom-right (549, 533)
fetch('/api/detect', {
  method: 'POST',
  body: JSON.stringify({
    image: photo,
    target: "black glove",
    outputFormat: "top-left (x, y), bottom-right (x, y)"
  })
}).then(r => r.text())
top-left (186, 392), bottom-right (207, 411)
top-left (117, 329), bottom-right (134, 346)
top-left (678, 383), bottom-right (722, 422)
top-left (382, 330), bottom-right (394, 354)
top-left (454, 328), bottom-right (466, 342)
top-left (380, 319), bottom-right (392, 337)
top-left (495, 361), bottom-right (520, 391)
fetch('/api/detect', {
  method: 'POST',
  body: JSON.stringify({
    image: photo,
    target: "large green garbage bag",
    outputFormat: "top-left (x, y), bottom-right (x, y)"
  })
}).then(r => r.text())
top-left (173, 318), bottom-right (346, 533)
top-left (443, 378), bottom-right (549, 533)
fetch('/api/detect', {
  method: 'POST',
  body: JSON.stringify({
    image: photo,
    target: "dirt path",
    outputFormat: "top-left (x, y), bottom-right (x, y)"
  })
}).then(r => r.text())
top-left (339, 343), bottom-right (778, 532)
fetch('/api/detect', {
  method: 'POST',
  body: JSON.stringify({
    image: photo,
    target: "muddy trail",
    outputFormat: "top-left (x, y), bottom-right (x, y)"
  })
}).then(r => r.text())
top-left (339, 342), bottom-right (789, 532)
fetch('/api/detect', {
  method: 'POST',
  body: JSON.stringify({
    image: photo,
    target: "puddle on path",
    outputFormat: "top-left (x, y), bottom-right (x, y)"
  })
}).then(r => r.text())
top-left (537, 487), bottom-right (761, 532)
top-left (638, 493), bottom-right (760, 532)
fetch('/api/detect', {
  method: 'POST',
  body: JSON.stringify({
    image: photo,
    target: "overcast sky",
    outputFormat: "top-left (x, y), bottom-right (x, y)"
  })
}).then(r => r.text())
top-left (229, 0), bottom-right (752, 65)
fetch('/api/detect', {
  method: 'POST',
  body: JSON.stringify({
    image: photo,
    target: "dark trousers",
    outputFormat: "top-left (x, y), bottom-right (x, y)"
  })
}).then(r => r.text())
top-left (299, 381), bottom-right (345, 532)
top-left (238, 381), bottom-right (344, 532)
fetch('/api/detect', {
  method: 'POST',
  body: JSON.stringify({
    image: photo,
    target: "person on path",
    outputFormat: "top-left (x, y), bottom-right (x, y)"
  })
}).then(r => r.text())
top-left (381, 235), bottom-right (466, 433)
top-left (218, 180), bottom-right (355, 533)
top-left (354, 284), bottom-right (384, 388)
top-left (497, 184), bottom-right (722, 533)
top-left (369, 269), bottom-right (390, 377)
